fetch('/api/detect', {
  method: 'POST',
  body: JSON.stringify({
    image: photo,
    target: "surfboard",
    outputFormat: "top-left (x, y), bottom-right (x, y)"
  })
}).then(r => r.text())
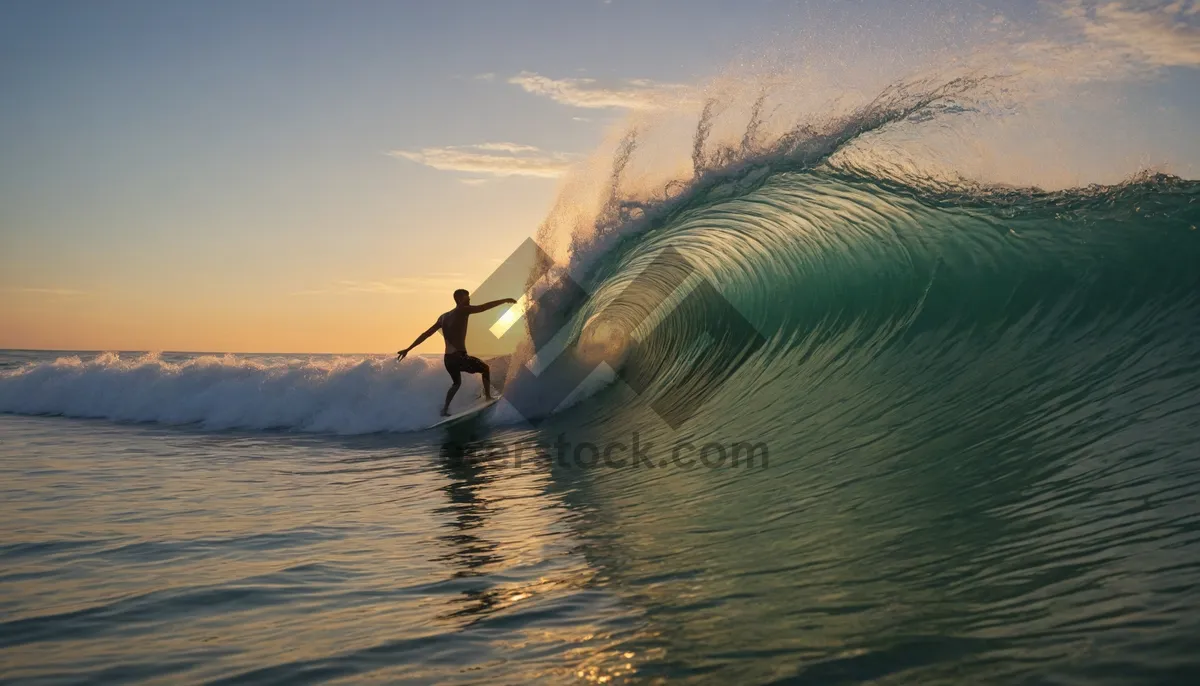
top-left (428, 397), bottom-right (499, 429)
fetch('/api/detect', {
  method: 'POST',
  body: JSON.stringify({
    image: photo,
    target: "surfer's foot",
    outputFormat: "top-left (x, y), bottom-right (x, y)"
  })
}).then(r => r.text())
top-left (440, 409), bottom-right (451, 417)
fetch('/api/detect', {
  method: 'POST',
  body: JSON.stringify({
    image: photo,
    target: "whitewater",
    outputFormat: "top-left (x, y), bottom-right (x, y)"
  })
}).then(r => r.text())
top-left (0, 351), bottom-right (503, 434)
top-left (4, 69), bottom-right (1200, 683)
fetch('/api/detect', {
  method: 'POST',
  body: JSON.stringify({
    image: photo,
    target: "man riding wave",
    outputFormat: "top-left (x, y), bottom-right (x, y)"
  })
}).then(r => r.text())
top-left (397, 289), bottom-right (516, 416)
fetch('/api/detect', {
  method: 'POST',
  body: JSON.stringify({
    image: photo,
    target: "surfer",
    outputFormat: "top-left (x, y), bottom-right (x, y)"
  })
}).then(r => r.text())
top-left (397, 289), bottom-right (517, 416)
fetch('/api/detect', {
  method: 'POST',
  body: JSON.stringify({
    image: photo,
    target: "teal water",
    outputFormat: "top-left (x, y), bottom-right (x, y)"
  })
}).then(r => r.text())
top-left (4, 85), bottom-right (1200, 682)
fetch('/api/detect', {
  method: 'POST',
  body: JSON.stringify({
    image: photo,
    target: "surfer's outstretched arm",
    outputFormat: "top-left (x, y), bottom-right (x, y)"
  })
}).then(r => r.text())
top-left (465, 298), bottom-right (517, 314)
top-left (397, 321), bottom-right (441, 360)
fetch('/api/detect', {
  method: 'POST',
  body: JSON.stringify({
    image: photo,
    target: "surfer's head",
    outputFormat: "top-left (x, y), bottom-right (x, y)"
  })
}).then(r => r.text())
top-left (453, 289), bottom-right (470, 306)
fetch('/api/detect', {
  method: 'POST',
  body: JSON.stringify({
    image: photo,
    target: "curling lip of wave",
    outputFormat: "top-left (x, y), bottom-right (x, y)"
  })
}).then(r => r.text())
top-left (5, 75), bottom-right (1199, 435)
top-left (3, 171), bottom-right (1197, 435)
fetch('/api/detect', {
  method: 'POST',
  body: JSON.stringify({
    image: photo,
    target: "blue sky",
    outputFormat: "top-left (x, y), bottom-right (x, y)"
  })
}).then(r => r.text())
top-left (1, 0), bottom-right (1198, 352)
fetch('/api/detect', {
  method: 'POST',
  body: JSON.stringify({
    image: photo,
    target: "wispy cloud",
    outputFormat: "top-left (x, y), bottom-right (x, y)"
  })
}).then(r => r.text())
top-left (389, 143), bottom-right (574, 178)
top-left (5, 287), bottom-right (88, 297)
top-left (470, 142), bottom-right (541, 153)
top-left (1060, 0), bottom-right (1200, 70)
top-left (473, 72), bottom-right (496, 81)
top-left (507, 71), bottom-right (691, 110)
top-left (294, 274), bottom-right (468, 297)
top-left (997, 1), bottom-right (1200, 83)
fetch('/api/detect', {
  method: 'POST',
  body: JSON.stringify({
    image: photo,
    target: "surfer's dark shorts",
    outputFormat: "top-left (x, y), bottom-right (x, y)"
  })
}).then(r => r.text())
top-left (443, 351), bottom-right (488, 384)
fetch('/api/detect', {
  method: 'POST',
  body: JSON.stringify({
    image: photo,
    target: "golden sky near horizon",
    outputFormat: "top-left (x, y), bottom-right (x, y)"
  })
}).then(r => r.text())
top-left (3, 1), bottom-right (1199, 353)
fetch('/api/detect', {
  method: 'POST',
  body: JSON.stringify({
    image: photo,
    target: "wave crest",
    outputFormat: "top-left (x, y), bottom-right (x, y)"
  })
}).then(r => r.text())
top-left (0, 352), bottom-right (496, 434)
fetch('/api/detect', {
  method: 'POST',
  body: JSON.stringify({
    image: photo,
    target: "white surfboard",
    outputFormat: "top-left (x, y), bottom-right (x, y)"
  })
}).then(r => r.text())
top-left (428, 397), bottom-right (499, 429)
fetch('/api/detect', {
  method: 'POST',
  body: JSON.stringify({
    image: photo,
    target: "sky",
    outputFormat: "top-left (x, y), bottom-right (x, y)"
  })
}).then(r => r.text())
top-left (2, 0), bottom-right (1198, 353)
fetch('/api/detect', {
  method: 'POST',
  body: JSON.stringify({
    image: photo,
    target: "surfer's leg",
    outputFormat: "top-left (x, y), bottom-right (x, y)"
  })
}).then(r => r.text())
top-left (442, 382), bottom-right (460, 416)
top-left (462, 355), bottom-right (491, 399)
top-left (443, 354), bottom-right (464, 416)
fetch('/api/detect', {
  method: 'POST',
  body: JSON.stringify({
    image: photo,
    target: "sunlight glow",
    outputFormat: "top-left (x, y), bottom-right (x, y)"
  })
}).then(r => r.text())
top-left (489, 294), bottom-right (530, 338)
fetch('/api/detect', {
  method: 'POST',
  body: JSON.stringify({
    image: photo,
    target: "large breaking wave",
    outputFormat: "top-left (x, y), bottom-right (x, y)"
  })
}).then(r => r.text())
top-left (2, 74), bottom-right (1199, 439)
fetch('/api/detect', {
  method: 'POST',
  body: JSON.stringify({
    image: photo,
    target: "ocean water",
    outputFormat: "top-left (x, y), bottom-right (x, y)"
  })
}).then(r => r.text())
top-left (4, 77), bottom-right (1200, 684)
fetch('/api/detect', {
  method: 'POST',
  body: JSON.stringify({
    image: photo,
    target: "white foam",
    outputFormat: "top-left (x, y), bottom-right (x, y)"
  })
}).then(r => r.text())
top-left (0, 352), bottom-right (501, 434)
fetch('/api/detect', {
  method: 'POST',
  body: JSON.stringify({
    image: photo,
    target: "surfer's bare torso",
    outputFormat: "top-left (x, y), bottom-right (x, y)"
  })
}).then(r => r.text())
top-left (436, 308), bottom-right (469, 354)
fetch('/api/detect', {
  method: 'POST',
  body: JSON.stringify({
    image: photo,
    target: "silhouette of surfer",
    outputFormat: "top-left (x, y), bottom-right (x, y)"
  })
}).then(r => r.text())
top-left (398, 289), bottom-right (517, 416)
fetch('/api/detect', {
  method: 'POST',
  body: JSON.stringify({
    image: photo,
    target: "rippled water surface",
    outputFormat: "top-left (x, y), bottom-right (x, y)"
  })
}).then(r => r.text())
top-left (0, 414), bottom-right (642, 683)
top-left (4, 396), bottom-right (1200, 684)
